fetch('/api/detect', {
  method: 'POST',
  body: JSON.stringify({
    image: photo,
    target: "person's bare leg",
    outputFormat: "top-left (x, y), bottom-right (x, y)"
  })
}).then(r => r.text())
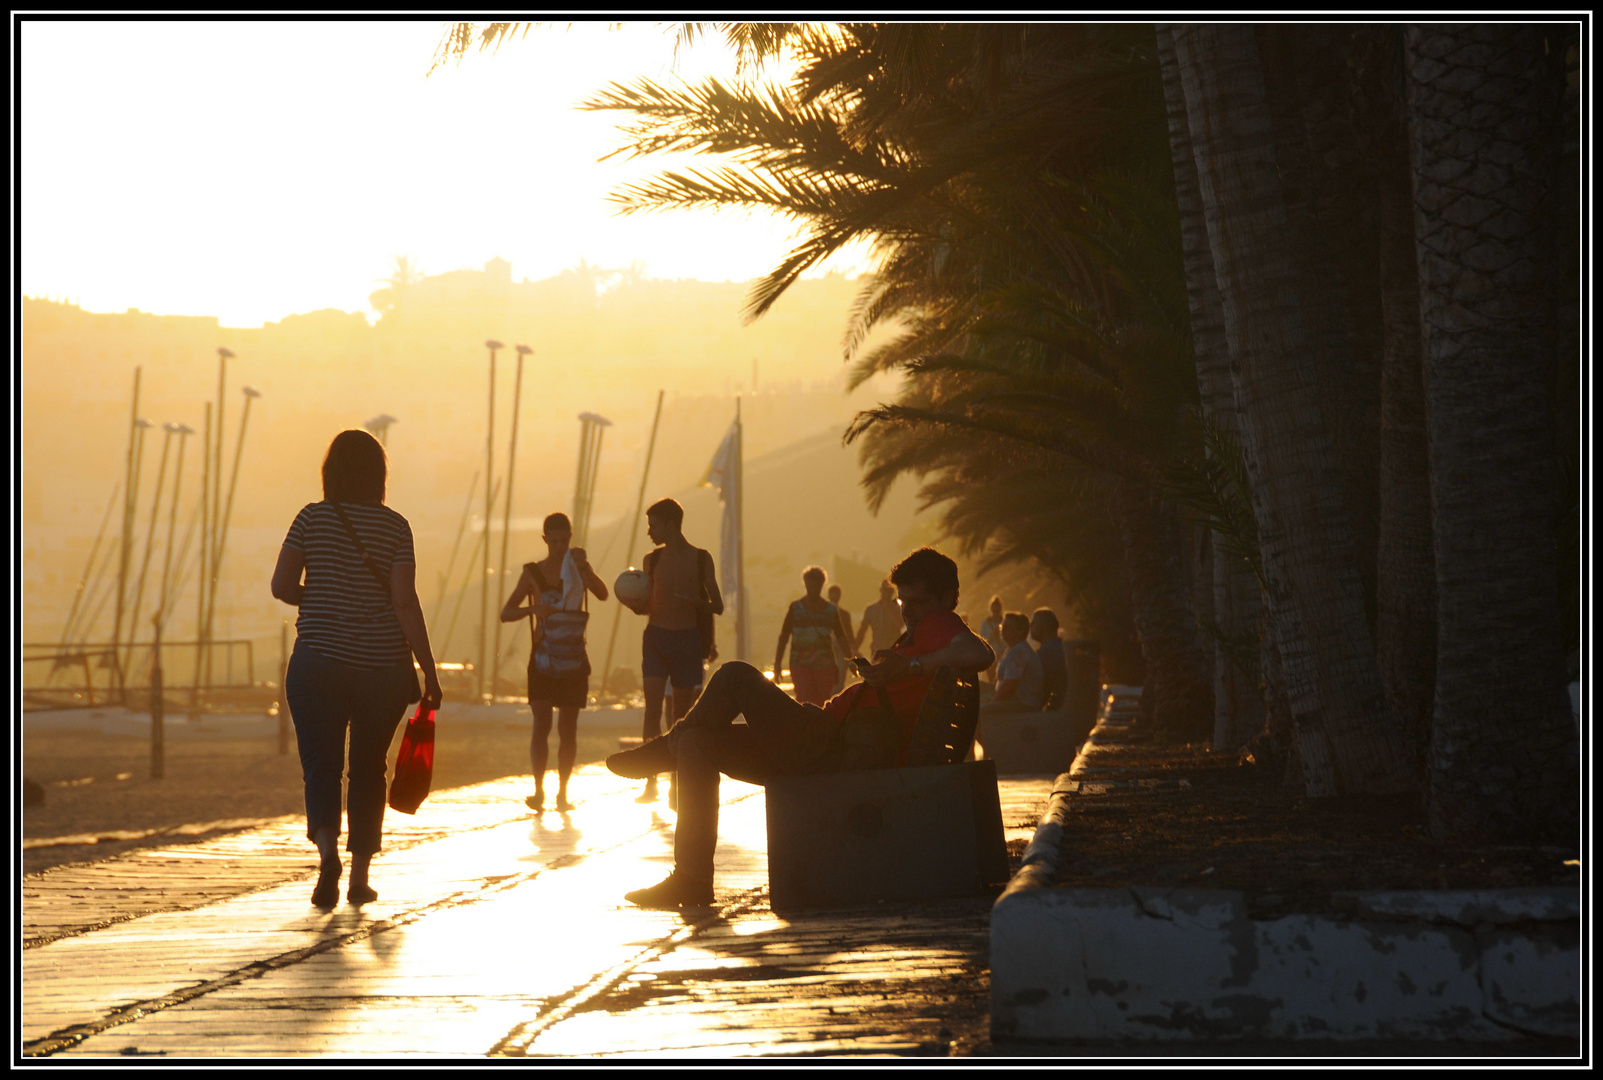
top-left (312, 825), bottom-right (342, 906)
top-left (641, 676), bottom-right (669, 801)
top-left (528, 702), bottom-right (553, 809)
top-left (555, 706), bottom-right (579, 810)
top-left (348, 850), bottom-right (377, 903)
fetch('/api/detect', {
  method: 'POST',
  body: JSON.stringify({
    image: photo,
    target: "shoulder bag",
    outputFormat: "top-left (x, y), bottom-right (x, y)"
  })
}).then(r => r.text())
top-left (533, 558), bottom-right (590, 678)
top-left (696, 548), bottom-right (718, 663)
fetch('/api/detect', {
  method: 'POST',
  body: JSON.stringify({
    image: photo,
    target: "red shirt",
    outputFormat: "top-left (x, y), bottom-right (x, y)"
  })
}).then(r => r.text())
top-left (821, 609), bottom-right (967, 753)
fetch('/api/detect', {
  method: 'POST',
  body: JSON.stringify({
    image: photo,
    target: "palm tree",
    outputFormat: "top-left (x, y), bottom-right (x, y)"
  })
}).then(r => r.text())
top-left (1403, 23), bottom-right (1577, 840)
top-left (369, 254), bottom-right (425, 316)
top-left (587, 23), bottom-right (1222, 736)
top-left (1166, 22), bottom-right (1415, 796)
top-left (1155, 24), bottom-right (1266, 751)
top-left (1342, 25), bottom-right (1438, 768)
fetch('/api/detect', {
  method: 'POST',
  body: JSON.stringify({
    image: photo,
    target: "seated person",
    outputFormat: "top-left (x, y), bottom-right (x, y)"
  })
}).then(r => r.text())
top-left (604, 547), bottom-right (995, 909)
top-left (1030, 608), bottom-right (1067, 712)
top-left (980, 612), bottom-right (1044, 715)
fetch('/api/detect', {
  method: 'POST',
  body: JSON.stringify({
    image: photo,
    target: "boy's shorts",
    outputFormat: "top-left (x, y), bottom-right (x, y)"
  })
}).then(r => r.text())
top-left (641, 625), bottom-right (705, 690)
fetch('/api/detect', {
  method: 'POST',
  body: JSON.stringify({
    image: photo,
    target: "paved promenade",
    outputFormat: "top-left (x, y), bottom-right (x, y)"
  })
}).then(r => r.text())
top-left (23, 765), bottom-right (1052, 1058)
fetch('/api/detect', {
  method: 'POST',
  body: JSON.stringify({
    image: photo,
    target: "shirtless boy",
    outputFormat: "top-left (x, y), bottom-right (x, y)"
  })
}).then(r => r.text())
top-left (620, 498), bottom-right (723, 801)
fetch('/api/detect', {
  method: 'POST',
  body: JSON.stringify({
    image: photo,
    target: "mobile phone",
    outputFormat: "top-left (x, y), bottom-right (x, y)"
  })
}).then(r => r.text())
top-left (851, 656), bottom-right (873, 675)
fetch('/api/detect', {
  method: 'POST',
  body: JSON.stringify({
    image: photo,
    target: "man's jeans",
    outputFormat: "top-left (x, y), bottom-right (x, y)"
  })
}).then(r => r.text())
top-left (285, 644), bottom-right (416, 855)
top-left (670, 661), bottom-right (834, 887)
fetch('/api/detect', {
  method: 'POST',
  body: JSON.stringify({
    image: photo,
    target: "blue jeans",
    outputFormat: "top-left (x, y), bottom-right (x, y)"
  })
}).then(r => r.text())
top-left (285, 644), bottom-right (418, 855)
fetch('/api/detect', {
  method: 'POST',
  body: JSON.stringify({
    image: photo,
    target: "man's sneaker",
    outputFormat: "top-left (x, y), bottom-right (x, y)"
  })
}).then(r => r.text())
top-left (606, 734), bottom-right (679, 779)
top-left (623, 873), bottom-right (714, 909)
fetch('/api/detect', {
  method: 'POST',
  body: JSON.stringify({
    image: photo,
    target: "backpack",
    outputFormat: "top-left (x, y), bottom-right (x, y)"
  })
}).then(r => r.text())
top-left (646, 547), bottom-right (718, 662)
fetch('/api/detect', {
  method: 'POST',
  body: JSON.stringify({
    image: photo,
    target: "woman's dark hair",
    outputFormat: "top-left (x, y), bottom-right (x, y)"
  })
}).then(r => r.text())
top-left (646, 498), bottom-right (684, 527)
top-left (890, 547), bottom-right (960, 609)
top-left (322, 429), bottom-right (387, 504)
top-left (544, 512), bottom-right (572, 535)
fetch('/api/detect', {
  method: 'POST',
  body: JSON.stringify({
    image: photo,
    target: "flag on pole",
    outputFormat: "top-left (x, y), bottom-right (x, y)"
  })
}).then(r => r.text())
top-left (701, 409), bottom-right (747, 661)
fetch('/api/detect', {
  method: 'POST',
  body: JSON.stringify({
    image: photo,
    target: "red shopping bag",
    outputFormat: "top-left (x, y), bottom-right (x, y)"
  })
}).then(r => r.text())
top-left (389, 705), bottom-right (436, 814)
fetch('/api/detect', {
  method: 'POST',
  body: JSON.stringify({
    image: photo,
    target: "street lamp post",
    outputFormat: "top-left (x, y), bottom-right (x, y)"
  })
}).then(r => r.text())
top-left (125, 420), bottom-right (177, 680)
top-left (364, 414), bottom-right (398, 447)
top-left (195, 346), bottom-right (233, 708)
top-left (479, 340), bottom-right (503, 704)
top-left (115, 413), bottom-right (153, 703)
top-left (203, 384), bottom-right (260, 691)
top-left (490, 344), bottom-right (531, 697)
top-left (211, 347), bottom-right (233, 574)
top-left (154, 423), bottom-right (194, 642)
top-left (572, 412), bottom-right (612, 547)
top-left (192, 402), bottom-right (211, 718)
top-left (112, 366), bottom-right (143, 701)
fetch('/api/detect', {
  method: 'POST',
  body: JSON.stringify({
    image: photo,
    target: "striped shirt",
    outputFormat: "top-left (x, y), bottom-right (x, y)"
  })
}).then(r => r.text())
top-left (283, 501), bottom-right (415, 668)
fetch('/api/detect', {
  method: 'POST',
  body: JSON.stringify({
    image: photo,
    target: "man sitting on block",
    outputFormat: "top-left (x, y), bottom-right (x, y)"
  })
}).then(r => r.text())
top-left (606, 547), bottom-right (996, 909)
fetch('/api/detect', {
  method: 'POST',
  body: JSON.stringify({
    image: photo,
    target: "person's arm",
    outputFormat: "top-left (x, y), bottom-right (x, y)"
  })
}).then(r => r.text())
top-left (501, 567), bottom-right (550, 623)
top-left (700, 551), bottom-right (725, 616)
top-left (853, 608), bottom-right (871, 652)
top-left (773, 606), bottom-right (794, 677)
top-left (391, 561), bottom-right (442, 709)
top-left (993, 675), bottom-right (1019, 700)
top-left (571, 547), bottom-right (609, 601)
top-left (271, 546), bottom-right (305, 606)
top-left (862, 622), bottom-right (995, 686)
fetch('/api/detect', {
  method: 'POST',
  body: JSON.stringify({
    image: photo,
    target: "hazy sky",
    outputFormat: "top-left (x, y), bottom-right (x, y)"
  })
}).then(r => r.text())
top-left (22, 20), bottom-right (867, 328)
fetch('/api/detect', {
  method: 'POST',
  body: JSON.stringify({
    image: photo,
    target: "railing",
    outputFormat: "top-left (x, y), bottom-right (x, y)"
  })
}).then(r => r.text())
top-left (21, 640), bottom-right (258, 710)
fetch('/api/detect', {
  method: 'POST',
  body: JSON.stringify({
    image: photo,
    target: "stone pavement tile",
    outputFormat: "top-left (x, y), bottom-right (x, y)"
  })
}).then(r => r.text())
top-left (24, 766), bottom-right (657, 1047)
top-left (49, 784), bottom-right (769, 1058)
top-left (32, 774), bottom-right (1055, 1058)
top-left (525, 901), bottom-right (996, 1057)
top-left (22, 767), bottom-right (640, 946)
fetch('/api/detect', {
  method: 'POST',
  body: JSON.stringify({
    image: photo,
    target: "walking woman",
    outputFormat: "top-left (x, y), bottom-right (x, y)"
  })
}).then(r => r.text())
top-left (271, 429), bottom-right (441, 907)
top-left (501, 512), bottom-right (608, 811)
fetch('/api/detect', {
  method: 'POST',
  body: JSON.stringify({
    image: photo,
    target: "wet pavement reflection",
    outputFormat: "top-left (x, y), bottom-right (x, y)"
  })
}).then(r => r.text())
top-left (23, 764), bottom-right (1053, 1057)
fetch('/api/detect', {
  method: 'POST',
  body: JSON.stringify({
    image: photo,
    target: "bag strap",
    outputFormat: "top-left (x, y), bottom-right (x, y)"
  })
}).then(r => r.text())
top-left (328, 502), bottom-right (393, 595)
top-left (529, 557), bottom-right (588, 614)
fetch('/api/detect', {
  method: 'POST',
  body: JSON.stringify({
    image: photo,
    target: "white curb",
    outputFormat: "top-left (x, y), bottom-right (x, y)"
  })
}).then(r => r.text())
top-left (991, 766), bottom-right (1579, 1043)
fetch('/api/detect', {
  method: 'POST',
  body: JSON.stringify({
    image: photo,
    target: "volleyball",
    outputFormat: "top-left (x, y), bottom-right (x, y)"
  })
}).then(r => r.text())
top-left (614, 568), bottom-right (651, 609)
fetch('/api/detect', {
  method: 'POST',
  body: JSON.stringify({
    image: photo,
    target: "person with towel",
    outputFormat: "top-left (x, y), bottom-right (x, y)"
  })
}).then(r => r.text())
top-left (501, 512), bottom-right (608, 811)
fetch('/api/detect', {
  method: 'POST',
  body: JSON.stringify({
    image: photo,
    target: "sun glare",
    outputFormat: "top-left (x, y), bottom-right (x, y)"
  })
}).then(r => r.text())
top-left (22, 20), bottom-right (871, 328)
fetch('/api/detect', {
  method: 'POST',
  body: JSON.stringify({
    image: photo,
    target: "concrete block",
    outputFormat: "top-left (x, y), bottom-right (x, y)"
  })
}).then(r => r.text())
top-left (991, 884), bottom-right (1580, 1043)
top-left (765, 761), bottom-right (1009, 912)
top-left (1479, 923), bottom-right (1580, 1037)
top-left (978, 707), bottom-right (1092, 776)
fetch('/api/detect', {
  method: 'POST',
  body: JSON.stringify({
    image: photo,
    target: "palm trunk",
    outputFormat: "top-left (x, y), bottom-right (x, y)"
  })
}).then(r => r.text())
top-left (1403, 24), bottom-right (1576, 840)
top-left (1168, 22), bottom-right (1414, 796)
top-left (1257, 25), bottom-right (1382, 637)
top-left (1156, 24), bottom-right (1266, 753)
top-left (1349, 25), bottom-right (1437, 768)
top-left (1110, 480), bottom-right (1213, 739)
